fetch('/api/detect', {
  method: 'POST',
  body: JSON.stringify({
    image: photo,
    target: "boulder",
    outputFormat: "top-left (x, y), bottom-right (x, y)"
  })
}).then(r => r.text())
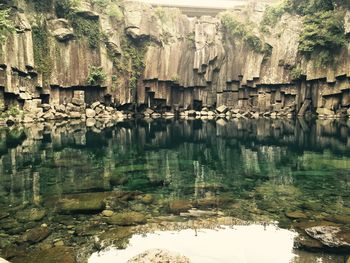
top-left (50, 192), bottom-right (107, 213)
top-left (101, 210), bottom-right (114, 217)
top-left (86, 118), bottom-right (96, 127)
top-left (43, 112), bottom-right (55, 120)
top-left (91, 101), bottom-right (101, 109)
top-left (41, 104), bottom-right (51, 111)
top-left (127, 249), bottom-right (191, 263)
top-left (71, 98), bottom-right (84, 106)
top-left (69, 112), bottom-right (81, 119)
top-left (86, 109), bottom-right (96, 118)
top-left (107, 212), bottom-right (146, 226)
top-left (168, 200), bottom-right (192, 214)
top-left (305, 226), bottom-right (350, 249)
top-left (317, 108), bottom-right (335, 116)
top-left (15, 208), bottom-right (46, 222)
top-left (20, 226), bottom-right (50, 243)
top-left (285, 210), bottom-right (308, 219)
top-left (11, 246), bottom-right (75, 263)
top-left (216, 105), bottom-right (229, 114)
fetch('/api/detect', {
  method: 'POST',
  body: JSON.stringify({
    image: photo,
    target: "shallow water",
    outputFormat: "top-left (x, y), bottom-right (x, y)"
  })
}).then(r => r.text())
top-left (0, 118), bottom-right (349, 262)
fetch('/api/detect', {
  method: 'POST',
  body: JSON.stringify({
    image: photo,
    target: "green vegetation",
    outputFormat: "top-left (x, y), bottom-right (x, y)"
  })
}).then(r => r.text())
top-left (87, 66), bottom-right (107, 85)
top-left (299, 10), bottom-right (346, 65)
top-left (171, 75), bottom-right (180, 83)
top-left (259, 0), bottom-right (348, 66)
top-left (154, 6), bottom-right (167, 23)
top-left (0, 105), bottom-right (23, 120)
top-left (108, 2), bottom-right (123, 21)
top-left (291, 67), bottom-right (303, 80)
top-left (32, 0), bottom-right (53, 13)
top-left (55, 0), bottom-right (81, 18)
top-left (70, 15), bottom-right (101, 49)
top-left (0, 8), bottom-right (15, 46)
top-left (260, 4), bottom-right (288, 33)
top-left (221, 12), bottom-right (271, 55)
top-left (107, 37), bottom-right (148, 90)
top-left (32, 18), bottom-right (52, 76)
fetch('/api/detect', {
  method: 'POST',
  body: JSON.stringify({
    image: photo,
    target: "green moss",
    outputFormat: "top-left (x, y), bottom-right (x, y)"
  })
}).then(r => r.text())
top-left (70, 15), bottom-right (101, 49)
top-left (87, 66), bottom-right (106, 85)
top-left (32, 18), bottom-right (52, 78)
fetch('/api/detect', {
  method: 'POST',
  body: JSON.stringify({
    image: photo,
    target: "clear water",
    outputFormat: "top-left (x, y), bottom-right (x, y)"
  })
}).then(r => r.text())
top-left (0, 118), bottom-right (349, 262)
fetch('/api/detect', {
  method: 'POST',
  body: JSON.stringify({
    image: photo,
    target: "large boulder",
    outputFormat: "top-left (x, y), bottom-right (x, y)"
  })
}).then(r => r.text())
top-left (127, 249), bottom-right (191, 263)
top-left (305, 226), bottom-right (350, 250)
top-left (48, 192), bottom-right (107, 214)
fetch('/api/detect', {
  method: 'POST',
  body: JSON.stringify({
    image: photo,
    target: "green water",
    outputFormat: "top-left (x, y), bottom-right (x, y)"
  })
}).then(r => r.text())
top-left (0, 118), bottom-right (349, 262)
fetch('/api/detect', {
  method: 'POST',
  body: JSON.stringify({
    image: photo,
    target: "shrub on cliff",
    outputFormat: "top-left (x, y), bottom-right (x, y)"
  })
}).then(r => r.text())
top-left (87, 66), bottom-right (107, 85)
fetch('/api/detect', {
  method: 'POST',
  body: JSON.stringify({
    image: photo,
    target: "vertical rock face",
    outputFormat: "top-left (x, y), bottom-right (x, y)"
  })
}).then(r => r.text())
top-left (0, 0), bottom-right (350, 118)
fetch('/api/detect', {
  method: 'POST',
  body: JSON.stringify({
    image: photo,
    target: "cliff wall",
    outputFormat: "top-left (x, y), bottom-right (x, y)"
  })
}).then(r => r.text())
top-left (0, 0), bottom-right (350, 122)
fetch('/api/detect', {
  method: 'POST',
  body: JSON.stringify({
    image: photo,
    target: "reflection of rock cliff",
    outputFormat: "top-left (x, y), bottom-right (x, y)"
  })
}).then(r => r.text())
top-left (1, 0), bottom-right (350, 119)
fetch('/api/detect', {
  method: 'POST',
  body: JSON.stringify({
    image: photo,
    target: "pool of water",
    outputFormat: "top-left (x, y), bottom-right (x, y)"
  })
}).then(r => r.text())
top-left (0, 118), bottom-right (349, 262)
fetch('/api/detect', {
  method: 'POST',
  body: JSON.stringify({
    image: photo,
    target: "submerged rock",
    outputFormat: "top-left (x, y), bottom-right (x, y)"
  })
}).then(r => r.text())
top-left (285, 211), bottom-right (308, 220)
top-left (101, 210), bottom-right (114, 217)
top-left (127, 249), bottom-right (191, 263)
top-left (20, 226), bottom-right (50, 244)
top-left (49, 192), bottom-right (107, 214)
top-left (305, 226), bottom-right (350, 250)
top-left (168, 200), bottom-right (192, 215)
top-left (11, 246), bottom-right (75, 263)
top-left (107, 212), bottom-right (146, 226)
top-left (15, 208), bottom-right (46, 222)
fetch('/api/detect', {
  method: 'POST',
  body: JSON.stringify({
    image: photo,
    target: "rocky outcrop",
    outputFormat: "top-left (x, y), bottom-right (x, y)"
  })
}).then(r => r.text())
top-left (0, 0), bottom-right (350, 121)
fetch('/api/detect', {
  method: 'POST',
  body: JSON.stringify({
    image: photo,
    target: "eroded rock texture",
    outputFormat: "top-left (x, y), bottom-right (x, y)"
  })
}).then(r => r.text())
top-left (1, 0), bottom-right (350, 119)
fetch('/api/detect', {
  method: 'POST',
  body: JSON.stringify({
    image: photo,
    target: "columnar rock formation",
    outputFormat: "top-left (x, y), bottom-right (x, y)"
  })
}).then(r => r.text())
top-left (1, 0), bottom-right (350, 122)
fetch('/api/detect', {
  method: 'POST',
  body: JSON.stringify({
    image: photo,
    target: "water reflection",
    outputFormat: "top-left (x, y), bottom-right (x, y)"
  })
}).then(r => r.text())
top-left (89, 225), bottom-right (297, 263)
top-left (0, 118), bottom-right (349, 262)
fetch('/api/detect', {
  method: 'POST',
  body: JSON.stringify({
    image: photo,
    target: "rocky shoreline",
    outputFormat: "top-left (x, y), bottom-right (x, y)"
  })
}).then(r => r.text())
top-left (2, 91), bottom-right (350, 128)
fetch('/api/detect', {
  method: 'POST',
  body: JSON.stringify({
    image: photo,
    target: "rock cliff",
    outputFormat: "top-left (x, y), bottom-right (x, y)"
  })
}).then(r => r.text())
top-left (1, 0), bottom-right (350, 122)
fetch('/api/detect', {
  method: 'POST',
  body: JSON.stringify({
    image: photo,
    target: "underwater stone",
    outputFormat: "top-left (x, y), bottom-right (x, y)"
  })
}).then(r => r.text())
top-left (20, 226), bottom-right (50, 244)
top-left (127, 249), bottom-right (191, 263)
top-left (107, 212), bottom-right (146, 226)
